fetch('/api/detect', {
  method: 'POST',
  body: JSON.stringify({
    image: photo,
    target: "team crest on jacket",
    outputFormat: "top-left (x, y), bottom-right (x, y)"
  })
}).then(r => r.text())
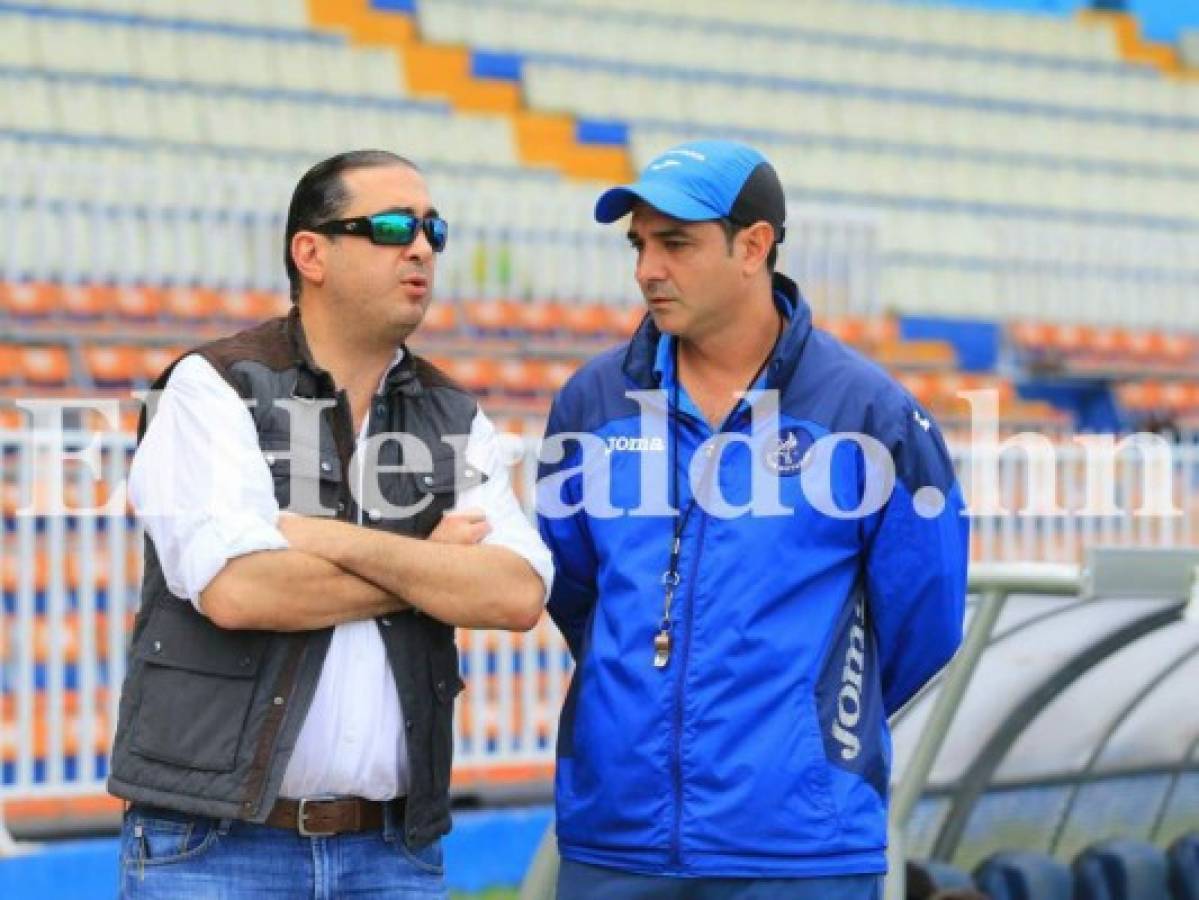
top-left (763, 428), bottom-right (813, 475)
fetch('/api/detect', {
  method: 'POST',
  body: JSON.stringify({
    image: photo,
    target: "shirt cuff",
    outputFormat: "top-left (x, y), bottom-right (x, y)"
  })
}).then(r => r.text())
top-left (178, 510), bottom-right (289, 609)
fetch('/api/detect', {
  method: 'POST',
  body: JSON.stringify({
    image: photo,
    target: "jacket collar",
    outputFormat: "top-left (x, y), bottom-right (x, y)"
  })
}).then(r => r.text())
top-left (623, 272), bottom-right (813, 391)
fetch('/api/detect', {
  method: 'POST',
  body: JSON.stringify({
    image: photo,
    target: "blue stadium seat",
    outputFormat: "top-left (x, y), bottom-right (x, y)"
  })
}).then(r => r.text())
top-left (1170, 833), bottom-right (1199, 900)
top-left (974, 850), bottom-right (1073, 900)
top-left (1073, 838), bottom-right (1170, 900)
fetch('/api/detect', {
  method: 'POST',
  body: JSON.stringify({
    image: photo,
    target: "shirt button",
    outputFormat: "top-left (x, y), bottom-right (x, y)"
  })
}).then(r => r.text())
top-left (422, 475), bottom-right (434, 486)
top-left (273, 696), bottom-right (285, 706)
top-left (368, 508), bottom-right (382, 522)
top-left (405, 719), bottom-right (414, 732)
top-left (380, 617), bottom-right (391, 627)
top-left (319, 460), bottom-right (332, 473)
top-left (152, 640), bottom-right (162, 653)
top-left (265, 454), bottom-right (276, 466)
top-left (336, 501), bottom-right (346, 513)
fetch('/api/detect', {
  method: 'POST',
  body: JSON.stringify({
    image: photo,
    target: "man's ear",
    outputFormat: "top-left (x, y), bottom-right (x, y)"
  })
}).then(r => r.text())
top-left (737, 221), bottom-right (774, 276)
top-left (291, 231), bottom-right (327, 292)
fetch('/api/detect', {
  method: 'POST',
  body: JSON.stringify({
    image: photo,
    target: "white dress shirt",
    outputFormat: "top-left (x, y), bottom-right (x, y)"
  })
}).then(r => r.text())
top-left (129, 352), bottom-right (553, 800)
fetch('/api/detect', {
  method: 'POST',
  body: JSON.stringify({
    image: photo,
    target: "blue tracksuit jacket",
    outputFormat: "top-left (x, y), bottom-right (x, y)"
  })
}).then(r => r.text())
top-left (537, 273), bottom-right (968, 878)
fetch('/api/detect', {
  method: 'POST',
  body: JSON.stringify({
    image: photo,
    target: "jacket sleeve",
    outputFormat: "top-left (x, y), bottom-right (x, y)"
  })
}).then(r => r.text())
top-left (536, 391), bottom-right (599, 660)
top-left (863, 396), bottom-right (969, 717)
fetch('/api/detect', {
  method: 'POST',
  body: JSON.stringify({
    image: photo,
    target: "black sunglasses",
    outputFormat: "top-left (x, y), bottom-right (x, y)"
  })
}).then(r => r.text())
top-left (312, 212), bottom-right (449, 252)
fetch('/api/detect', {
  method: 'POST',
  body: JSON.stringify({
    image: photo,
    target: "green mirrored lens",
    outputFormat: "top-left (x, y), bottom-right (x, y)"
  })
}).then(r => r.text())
top-left (370, 214), bottom-right (417, 245)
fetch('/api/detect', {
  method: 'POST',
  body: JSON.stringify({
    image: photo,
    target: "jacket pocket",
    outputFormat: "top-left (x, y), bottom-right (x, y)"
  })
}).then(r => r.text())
top-left (130, 600), bottom-right (268, 773)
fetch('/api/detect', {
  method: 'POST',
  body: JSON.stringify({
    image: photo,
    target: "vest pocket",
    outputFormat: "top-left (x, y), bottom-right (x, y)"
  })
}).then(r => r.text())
top-left (130, 601), bottom-right (267, 773)
top-left (267, 452), bottom-right (342, 518)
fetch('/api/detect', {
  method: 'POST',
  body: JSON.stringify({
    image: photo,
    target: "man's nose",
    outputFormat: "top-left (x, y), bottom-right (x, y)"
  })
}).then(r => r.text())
top-left (405, 227), bottom-right (435, 263)
top-left (635, 246), bottom-right (666, 284)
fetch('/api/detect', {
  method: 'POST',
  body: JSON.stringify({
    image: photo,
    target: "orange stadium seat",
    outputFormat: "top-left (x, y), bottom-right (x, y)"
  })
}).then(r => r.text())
top-left (112, 286), bottom-right (162, 320)
top-left (1010, 321), bottom-right (1053, 349)
top-left (519, 301), bottom-right (566, 335)
top-left (0, 282), bottom-right (59, 318)
top-left (442, 356), bottom-right (500, 393)
top-left (61, 284), bottom-right (116, 320)
top-left (17, 346), bottom-right (73, 387)
top-left (874, 338), bottom-right (957, 370)
top-left (0, 406), bottom-right (25, 429)
top-left (82, 345), bottom-right (140, 386)
top-left (897, 372), bottom-right (938, 408)
top-left (463, 300), bottom-right (521, 333)
top-left (162, 286), bottom-right (222, 322)
top-left (220, 290), bottom-right (287, 323)
top-left (0, 344), bottom-right (19, 384)
top-left (140, 346), bottom-right (183, 384)
top-left (542, 360), bottom-right (580, 393)
top-left (612, 306), bottom-right (645, 337)
top-left (421, 302), bottom-right (458, 334)
top-left (562, 303), bottom-right (614, 337)
top-left (495, 359), bottom-right (545, 395)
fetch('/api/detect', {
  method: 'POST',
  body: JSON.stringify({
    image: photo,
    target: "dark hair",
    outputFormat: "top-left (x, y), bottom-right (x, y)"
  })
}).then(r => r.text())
top-left (284, 150), bottom-right (420, 303)
top-left (719, 218), bottom-right (779, 273)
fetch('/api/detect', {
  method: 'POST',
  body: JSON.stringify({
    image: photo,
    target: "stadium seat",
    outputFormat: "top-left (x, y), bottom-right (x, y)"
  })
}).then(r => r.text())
top-left (61, 284), bottom-right (116, 320)
top-left (0, 281), bottom-right (59, 319)
top-left (139, 346), bottom-right (184, 385)
top-left (1170, 833), bottom-right (1199, 900)
top-left (518, 301), bottom-right (566, 335)
top-left (1073, 838), bottom-right (1171, 900)
top-left (0, 345), bottom-right (18, 385)
top-left (561, 303), bottom-right (615, 338)
top-left (112, 286), bottom-right (163, 321)
top-left (974, 850), bottom-right (1074, 900)
top-left (420, 303), bottom-right (458, 335)
top-left (162, 286), bottom-right (222, 323)
top-left (82, 345), bottom-right (141, 387)
top-left (17, 346), bottom-right (72, 388)
top-left (220, 290), bottom-right (286, 323)
top-left (464, 300), bottom-right (522, 335)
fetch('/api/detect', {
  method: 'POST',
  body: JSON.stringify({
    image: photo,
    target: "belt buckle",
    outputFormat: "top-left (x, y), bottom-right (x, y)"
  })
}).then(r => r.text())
top-left (297, 797), bottom-right (338, 838)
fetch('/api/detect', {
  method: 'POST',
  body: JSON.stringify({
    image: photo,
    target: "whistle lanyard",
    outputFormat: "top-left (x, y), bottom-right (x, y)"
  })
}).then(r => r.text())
top-left (654, 374), bottom-right (695, 668)
top-left (653, 327), bottom-right (781, 669)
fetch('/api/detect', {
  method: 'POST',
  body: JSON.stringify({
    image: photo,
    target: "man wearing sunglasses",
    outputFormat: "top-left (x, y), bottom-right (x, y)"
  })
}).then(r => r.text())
top-left (109, 150), bottom-right (552, 898)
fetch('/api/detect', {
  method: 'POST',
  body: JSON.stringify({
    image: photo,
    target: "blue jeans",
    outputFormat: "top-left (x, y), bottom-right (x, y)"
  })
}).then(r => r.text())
top-left (119, 803), bottom-right (447, 899)
top-left (557, 859), bottom-right (883, 899)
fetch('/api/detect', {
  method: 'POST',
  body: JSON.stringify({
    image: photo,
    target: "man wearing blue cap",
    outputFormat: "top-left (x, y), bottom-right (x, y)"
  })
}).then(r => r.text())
top-left (537, 140), bottom-right (969, 898)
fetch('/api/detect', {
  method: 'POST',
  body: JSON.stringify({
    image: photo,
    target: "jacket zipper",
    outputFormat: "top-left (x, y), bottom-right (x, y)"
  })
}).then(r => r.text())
top-left (668, 407), bottom-right (744, 868)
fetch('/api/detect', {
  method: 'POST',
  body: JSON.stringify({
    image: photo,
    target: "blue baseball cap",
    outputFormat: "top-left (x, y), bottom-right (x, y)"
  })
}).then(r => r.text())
top-left (594, 140), bottom-right (786, 242)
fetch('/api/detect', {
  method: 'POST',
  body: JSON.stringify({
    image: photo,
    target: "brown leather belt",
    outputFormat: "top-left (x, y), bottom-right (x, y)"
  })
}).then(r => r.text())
top-left (264, 797), bottom-right (403, 837)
